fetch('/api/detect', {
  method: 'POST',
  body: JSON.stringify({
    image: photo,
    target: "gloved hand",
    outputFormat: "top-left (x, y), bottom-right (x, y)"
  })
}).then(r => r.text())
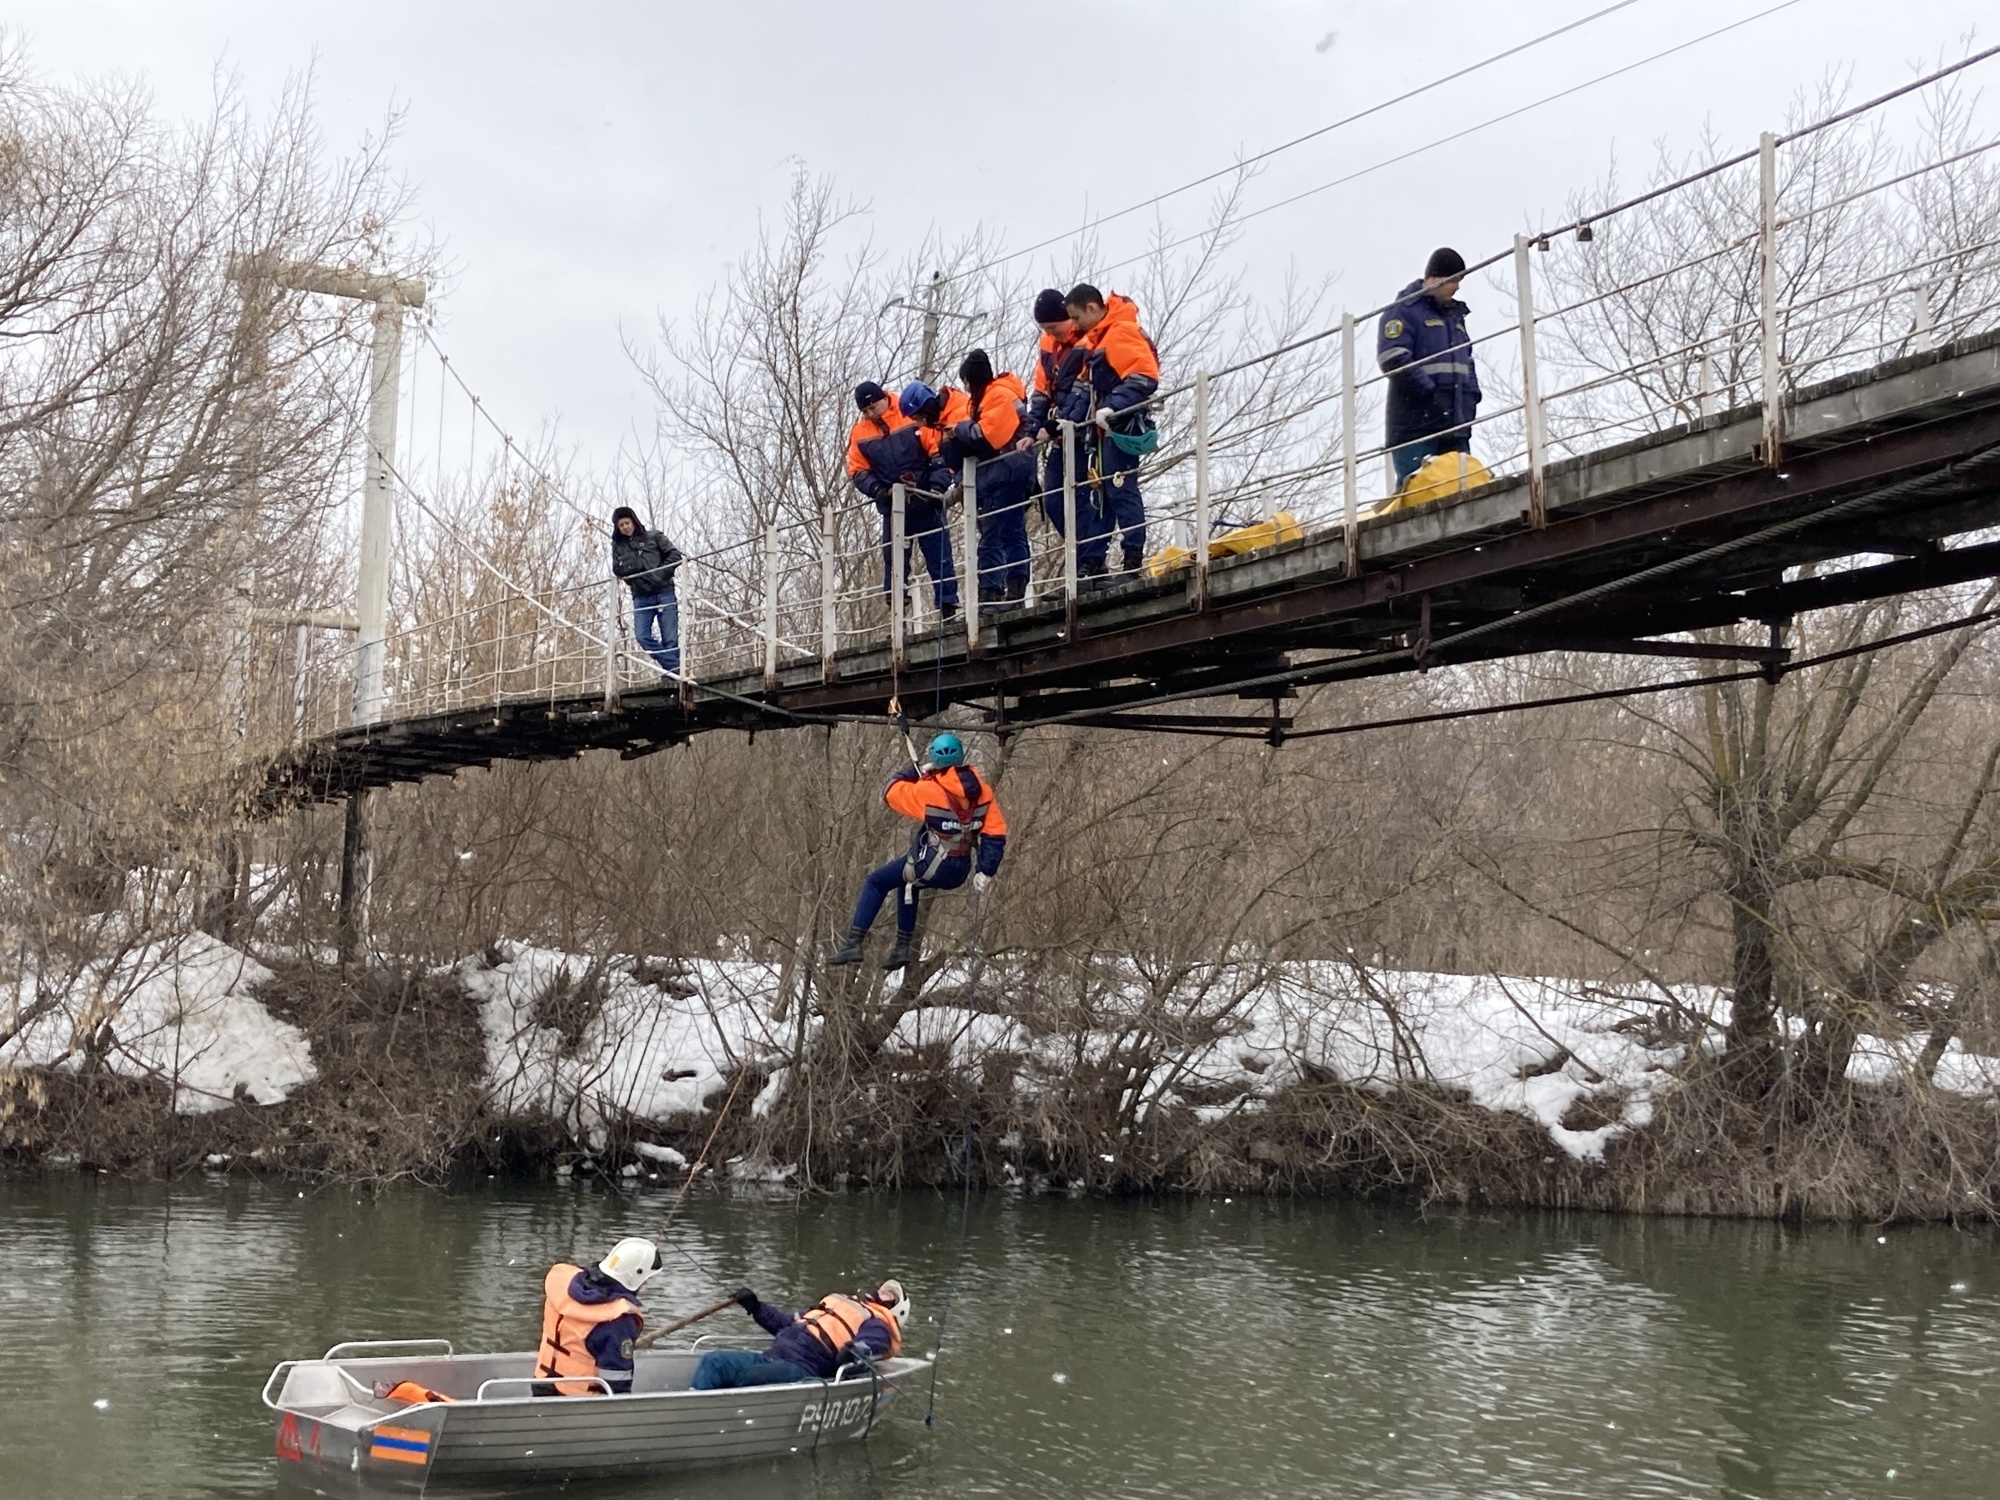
top-left (972, 872), bottom-right (992, 894)
top-left (734, 1287), bottom-right (760, 1314)
top-left (1093, 406), bottom-right (1116, 431)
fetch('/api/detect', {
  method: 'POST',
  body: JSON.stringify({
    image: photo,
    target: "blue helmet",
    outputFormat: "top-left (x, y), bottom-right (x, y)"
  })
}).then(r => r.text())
top-left (926, 732), bottom-right (965, 769)
top-left (898, 380), bottom-right (939, 419)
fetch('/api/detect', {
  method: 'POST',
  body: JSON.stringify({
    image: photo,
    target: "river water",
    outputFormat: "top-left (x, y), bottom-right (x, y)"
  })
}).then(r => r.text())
top-left (3, 1173), bottom-right (1998, 1499)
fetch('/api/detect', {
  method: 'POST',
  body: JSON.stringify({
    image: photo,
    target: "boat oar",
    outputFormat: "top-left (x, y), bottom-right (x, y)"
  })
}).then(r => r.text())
top-left (636, 1294), bottom-right (741, 1350)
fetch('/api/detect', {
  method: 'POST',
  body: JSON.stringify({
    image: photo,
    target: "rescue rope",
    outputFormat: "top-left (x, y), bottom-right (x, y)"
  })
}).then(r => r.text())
top-left (924, 884), bottom-right (985, 1430)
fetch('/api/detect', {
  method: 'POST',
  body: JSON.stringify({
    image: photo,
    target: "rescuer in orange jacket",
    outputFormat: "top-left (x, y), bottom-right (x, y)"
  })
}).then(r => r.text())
top-left (1027, 287), bottom-right (1111, 576)
top-left (689, 1280), bottom-right (909, 1389)
top-left (949, 348), bottom-right (1036, 605)
top-left (828, 732), bottom-right (1006, 972)
top-left (1066, 284), bottom-right (1161, 574)
top-left (847, 380), bottom-right (959, 617)
top-left (533, 1237), bottom-right (660, 1396)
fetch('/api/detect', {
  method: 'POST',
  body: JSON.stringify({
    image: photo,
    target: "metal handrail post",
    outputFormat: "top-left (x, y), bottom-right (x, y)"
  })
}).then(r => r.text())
top-left (1191, 378), bottom-right (1211, 608)
top-left (890, 482), bottom-right (907, 671)
top-left (1513, 235), bottom-right (1547, 526)
top-left (761, 520), bottom-right (780, 690)
top-left (1698, 351), bottom-right (1716, 419)
top-left (1341, 315), bottom-right (1359, 578)
top-left (1759, 130), bottom-right (1783, 467)
top-left (602, 577), bottom-right (621, 711)
top-left (1911, 282), bottom-right (1935, 353)
top-left (820, 502), bottom-right (838, 681)
top-left (961, 458), bottom-right (980, 653)
top-left (1061, 421), bottom-right (1079, 616)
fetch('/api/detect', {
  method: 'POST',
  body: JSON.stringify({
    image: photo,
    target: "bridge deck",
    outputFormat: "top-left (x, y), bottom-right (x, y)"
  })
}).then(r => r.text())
top-left (265, 333), bottom-right (2000, 807)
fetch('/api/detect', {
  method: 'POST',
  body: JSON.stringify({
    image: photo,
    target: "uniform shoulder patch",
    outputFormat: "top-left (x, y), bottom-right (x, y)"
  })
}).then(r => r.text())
top-left (1383, 318), bottom-right (1403, 338)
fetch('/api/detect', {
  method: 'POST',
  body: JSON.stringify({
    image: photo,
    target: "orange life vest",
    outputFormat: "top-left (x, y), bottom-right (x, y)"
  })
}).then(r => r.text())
top-left (534, 1263), bottom-right (644, 1396)
top-left (379, 1380), bottom-right (452, 1405)
top-left (798, 1294), bottom-right (903, 1360)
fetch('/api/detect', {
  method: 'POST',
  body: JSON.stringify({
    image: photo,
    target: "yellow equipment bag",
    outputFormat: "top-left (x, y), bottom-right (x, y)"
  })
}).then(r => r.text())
top-left (1144, 510), bottom-right (1305, 580)
top-left (1371, 451), bottom-right (1492, 518)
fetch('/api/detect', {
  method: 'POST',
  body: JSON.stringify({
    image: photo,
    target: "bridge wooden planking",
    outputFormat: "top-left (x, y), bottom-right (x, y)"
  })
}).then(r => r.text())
top-left (262, 334), bottom-right (2000, 810)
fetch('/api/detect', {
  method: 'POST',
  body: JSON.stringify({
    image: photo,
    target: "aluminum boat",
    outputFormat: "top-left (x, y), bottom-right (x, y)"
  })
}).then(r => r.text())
top-left (264, 1336), bottom-right (930, 1491)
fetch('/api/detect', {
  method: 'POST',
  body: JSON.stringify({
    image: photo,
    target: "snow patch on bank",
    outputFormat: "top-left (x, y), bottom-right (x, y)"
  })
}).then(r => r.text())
top-left (1, 933), bottom-right (314, 1113)
top-left (461, 942), bottom-right (783, 1134)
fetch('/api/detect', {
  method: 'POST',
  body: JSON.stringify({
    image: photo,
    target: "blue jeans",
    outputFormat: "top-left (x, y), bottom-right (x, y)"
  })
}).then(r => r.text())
top-left (631, 590), bottom-right (680, 674)
top-left (690, 1350), bottom-right (813, 1390)
top-left (881, 501), bottom-right (959, 611)
top-left (851, 854), bottom-right (971, 935)
top-left (1390, 430), bottom-right (1471, 486)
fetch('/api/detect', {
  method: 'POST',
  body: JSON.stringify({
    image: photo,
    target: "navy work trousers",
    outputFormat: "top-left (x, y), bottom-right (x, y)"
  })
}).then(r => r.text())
top-left (1088, 437), bottom-right (1146, 568)
top-left (881, 499), bottom-right (959, 611)
top-left (972, 451), bottom-right (1034, 599)
top-left (1040, 445), bottom-right (1111, 561)
top-left (850, 854), bottom-right (972, 936)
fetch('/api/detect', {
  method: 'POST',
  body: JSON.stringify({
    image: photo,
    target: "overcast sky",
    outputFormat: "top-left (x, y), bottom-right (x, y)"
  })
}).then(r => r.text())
top-left (10, 0), bottom-right (1995, 469)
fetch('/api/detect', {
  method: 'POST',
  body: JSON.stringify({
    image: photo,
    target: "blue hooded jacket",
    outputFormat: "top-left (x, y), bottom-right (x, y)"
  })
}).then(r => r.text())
top-left (1376, 280), bottom-right (1481, 448)
top-left (746, 1294), bottom-right (898, 1378)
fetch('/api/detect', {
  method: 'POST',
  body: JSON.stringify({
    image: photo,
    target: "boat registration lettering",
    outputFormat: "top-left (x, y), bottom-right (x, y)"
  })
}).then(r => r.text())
top-left (796, 1393), bottom-right (873, 1433)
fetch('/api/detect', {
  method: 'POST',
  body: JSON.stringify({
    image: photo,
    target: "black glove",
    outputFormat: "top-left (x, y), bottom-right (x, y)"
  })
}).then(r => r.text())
top-left (734, 1288), bottom-right (759, 1314)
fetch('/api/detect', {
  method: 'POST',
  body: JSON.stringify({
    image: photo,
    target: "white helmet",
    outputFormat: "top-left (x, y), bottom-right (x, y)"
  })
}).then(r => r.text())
top-left (874, 1278), bottom-right (910, 1324)
top-left (599, 1238), bottom-right (663, 1293)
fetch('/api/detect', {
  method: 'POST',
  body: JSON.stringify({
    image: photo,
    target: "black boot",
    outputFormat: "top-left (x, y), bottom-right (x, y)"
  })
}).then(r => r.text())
top-left (1004, 577), bottom-right (1027, 606)
top-left (1120, 547), bottom-right (1145, 574)
top-left (880, 932), bottom-right (915, 971)
top-left (828, 926), bottom-right (867, 966)
top-left (940, 600), bottom-right (960, 622)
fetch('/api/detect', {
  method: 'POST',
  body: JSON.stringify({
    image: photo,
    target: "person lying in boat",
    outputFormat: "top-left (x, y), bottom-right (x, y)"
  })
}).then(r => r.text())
top-left (689, 1280), bottom-right (908, 1390)
top-left (533, 1237), bottom-right (662, 1396)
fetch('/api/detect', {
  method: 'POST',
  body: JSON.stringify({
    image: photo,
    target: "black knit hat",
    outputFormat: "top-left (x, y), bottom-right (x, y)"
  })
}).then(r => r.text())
top-left (1424, 246), bottom-right (1467, 279)
top-left (958, 349), bottom-right (995, 388)
top-left (854, 380), bottom-right (888, 410)
top-left (1032, 287), bottom-right (1068, 323)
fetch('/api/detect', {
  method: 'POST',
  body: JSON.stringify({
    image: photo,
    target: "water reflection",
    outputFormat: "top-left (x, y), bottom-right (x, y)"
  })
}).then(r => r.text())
top-left (1, 1175), bottom-right (1995, 1499)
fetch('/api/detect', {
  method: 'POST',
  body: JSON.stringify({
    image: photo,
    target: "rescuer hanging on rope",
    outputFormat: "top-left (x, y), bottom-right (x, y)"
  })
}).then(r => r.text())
top-left (828, 732), bottom-right (1006, 972)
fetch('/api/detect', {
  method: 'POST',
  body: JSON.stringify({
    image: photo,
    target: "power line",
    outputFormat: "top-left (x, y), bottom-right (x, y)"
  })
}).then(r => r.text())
top-left (944, 0), bottom-right (1650, 286)
top-left (1090, 0), bottom-right (1807, 285)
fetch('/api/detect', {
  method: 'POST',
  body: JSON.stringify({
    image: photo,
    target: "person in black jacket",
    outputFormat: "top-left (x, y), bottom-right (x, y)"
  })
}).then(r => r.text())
top-left (611, 506), bottom-right (684, 680)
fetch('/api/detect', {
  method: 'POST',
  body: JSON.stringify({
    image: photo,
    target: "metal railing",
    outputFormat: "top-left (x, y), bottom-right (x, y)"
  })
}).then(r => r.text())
top-left (281, 70), bottom-right (2000, 743)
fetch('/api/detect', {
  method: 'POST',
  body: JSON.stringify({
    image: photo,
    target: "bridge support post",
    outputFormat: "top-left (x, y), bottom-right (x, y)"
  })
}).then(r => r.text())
top-left (337, 790), bottom-right (371, 967)
top-left (1513, 235), bottom-right (1548, 526)
top-left (602, 577), bottom-right (622, 711)
top-left (890, 483), bottom-right (907, 671)
top-left (1341, 315), bottom-right (1360, 578)
top-left (962, 459), bottom-right (981, 654)
top-left (1698, 352), bottom-right (1717, 419)
top-left (821, 502), bottom-right (839, 681)
top-left (1759, 129), bottom-right (1784, 468)
top-left (761, 520), bottom-right (780, 691)
top-left (1191, 376), bottom-right (1211, 609)
top-left (1060, 424), bottom-right (1078, 623)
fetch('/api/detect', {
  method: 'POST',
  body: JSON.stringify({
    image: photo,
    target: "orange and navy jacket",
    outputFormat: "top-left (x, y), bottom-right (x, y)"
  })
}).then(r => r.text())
top-left (743, 1291), bottom-right (902, 1379)
top-left (1079, 294), bottom-right (1161, 430)
top-left (1030, 328), bottom-right (1088, 434)
top-left (950, 372), bottom-right (1030, 461)
top-left (884, 763), bottom-right (1006, 877)
top-left (535, 1263), bottom-right (645, 1396)
top-left (848, 406), bottom-right (952, 508)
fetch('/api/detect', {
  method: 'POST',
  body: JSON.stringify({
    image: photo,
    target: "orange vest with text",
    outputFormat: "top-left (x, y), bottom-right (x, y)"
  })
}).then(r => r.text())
top-left (798, 1294), bottom-right (903, 1359)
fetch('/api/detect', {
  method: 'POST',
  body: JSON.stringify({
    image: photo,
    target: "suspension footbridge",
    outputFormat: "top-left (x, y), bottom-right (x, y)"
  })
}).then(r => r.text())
top-left (254, 80), bottom-right (2000, 811)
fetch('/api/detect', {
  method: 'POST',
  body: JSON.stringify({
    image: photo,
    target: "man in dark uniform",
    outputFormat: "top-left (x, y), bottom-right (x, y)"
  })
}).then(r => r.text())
top-left (1377, 247), bottom-right (1482, 487)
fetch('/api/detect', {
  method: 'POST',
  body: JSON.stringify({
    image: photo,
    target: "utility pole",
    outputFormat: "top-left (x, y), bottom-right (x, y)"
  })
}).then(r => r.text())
top-left (880, 271), bottom-right (984, 386)
top-left (229, 255), bottom-right (426, 966)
